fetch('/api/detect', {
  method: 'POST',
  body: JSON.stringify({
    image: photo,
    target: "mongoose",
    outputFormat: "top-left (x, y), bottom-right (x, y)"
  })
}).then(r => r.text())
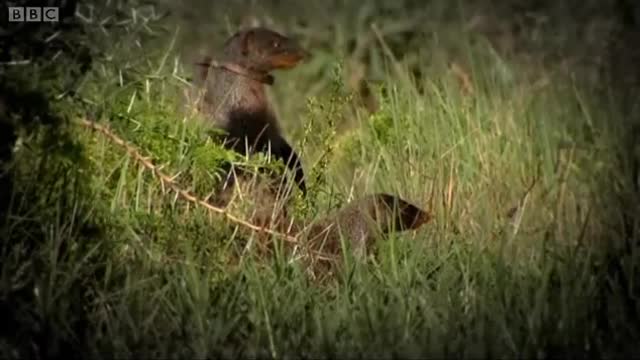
top-left (219, 172), bottom-right (432, 276)
top-left (291, 193), bottom-right (432, 281)
top-left (300, 193), bottom-right (432, 260)
top-left (189, 27), bottom-right (310, 196)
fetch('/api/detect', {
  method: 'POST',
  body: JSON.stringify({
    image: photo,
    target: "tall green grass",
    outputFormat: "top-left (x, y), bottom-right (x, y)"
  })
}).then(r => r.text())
top-left (1, 0), bottom-right (638, 358)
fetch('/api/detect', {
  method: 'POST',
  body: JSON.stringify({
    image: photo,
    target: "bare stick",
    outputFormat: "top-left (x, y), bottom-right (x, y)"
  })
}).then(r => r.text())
top-left (77, 118), bottom-right (298, 243)
top-left (194, 57), bottom-right (274, 85)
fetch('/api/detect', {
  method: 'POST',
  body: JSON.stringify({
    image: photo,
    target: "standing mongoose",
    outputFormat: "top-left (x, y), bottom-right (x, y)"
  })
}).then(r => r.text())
top-left (189, 27), bottom-right (310, 196)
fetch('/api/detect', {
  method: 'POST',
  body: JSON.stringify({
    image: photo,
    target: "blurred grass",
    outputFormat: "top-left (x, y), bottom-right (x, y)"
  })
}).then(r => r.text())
top-left (1, 0), bottom-right (639, 358)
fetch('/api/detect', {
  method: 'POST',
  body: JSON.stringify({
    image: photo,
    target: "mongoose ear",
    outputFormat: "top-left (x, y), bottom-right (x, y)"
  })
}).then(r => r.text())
top-left (240, 29), bottom-right (255, 57)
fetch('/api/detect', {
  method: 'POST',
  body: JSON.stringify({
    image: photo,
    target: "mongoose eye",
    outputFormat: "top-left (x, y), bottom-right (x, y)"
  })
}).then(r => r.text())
top-left (272, 41), bottom-right (280, 49)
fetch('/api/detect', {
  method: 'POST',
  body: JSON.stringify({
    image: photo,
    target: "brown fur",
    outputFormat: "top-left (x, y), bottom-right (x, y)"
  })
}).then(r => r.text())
top-left (301, 193), bottom-right (432, 259)
top-left (188, 27), bottom-right (310, 196)
top-left (220, 173), bottom-right (433, 281)
top-left (213, 167), bottom-right (295, 233)
top-left (299, 194), bottom-right (432, 280)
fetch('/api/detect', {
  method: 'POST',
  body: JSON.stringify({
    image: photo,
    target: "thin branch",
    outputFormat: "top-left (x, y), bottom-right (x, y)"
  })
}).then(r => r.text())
top-left (193, 57), bottom-right (274, 85)
top-left (77, 117), bottom-right (299, 243)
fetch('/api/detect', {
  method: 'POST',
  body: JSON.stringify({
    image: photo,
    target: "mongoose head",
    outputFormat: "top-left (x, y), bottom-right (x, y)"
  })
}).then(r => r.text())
top-left (372, 193), bottom-right (433, 233)
top-left (224, 27), bottom-right (310, 73)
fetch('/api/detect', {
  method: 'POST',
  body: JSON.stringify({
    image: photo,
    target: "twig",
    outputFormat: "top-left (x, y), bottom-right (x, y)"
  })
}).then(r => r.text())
top-left (77, 118), bottom-right (299, 243)
top-left (0, 59), bottom-right (31, 66)
top-left (194, 57), bottom-right (274, 85)
top-left (77, 117), bottom-right (347, 281)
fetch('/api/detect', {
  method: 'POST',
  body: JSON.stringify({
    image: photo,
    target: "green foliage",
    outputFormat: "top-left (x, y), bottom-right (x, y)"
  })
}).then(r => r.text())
top-left (1, 0), bottom-right (639, 358)
top-left (296, 61), bottom-right (355, 213)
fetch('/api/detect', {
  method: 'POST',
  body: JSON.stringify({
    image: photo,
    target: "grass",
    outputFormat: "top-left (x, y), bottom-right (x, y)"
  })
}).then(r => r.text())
top-left (1, 0), bottom-right (639, 358)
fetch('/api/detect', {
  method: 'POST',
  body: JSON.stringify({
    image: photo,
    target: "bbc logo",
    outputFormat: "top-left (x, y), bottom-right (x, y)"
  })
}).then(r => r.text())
top-left (8, 7), bottom-right (59, 22)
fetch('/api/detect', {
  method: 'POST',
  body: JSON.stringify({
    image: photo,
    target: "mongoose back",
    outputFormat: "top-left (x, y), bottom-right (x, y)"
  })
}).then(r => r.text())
top-left (302, 193), bottom-right (432, 260)
top-left (220, 172), bottom-right (432, 259)
top-left (191, 27), bottom-right (310, 195)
